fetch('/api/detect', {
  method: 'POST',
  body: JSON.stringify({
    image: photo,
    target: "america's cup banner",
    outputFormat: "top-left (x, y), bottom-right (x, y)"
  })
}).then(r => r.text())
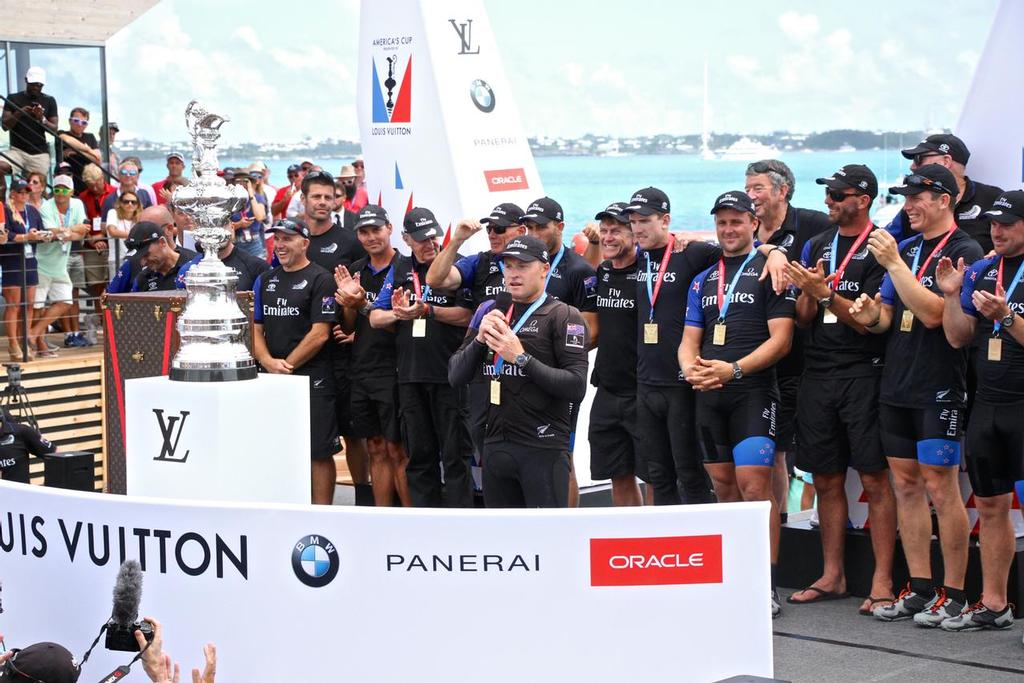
top-left (956, 0), bottom-right (1024, 190)
top-left (357, 0), bottom-right (543, 252)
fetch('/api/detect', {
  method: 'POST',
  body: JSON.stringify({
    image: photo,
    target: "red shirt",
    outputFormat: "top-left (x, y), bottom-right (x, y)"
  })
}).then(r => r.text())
top-left (344, 186), bottom-right (369, 213)
top-left (79, 184), bottom-right (116, 221)
top-left (272, 185), bottom-right (297, 219)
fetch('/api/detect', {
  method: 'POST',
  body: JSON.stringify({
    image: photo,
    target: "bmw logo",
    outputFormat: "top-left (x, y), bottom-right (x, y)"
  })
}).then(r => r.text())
top-left (470, 79), bottom-right (495, 113)
top-left (291, 535), bottom-right (340, 587)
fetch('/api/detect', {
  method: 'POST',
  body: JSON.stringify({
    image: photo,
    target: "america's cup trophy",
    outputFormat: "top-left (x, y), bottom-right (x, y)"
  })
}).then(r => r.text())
top-left (168, 101), bottom-right (257, 381)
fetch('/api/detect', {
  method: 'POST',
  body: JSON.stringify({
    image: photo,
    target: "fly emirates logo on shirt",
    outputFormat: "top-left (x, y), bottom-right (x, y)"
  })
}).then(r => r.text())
top-left (589, 535), bottom-right (723, 586)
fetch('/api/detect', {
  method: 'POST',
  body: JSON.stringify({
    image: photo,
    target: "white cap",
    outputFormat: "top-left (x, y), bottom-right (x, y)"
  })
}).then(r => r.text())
top-left (53, 174), bottom-right (74, 189)
top-left (25, 66), bottom-right (46, 85)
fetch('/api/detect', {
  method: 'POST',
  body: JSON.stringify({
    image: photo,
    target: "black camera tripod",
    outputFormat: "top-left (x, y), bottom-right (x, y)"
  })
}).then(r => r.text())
top-left (1, 363), bottom-right (38, 430)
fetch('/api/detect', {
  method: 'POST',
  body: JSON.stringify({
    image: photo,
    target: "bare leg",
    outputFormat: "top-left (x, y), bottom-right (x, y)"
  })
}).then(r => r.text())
top-left (368, 436), bottom-right (395, 506)
top-left (704, 463), bottom-right (742, 503)
top-left (921, 463), bottom-right (969, 590)
top-left (975, 493), bottom-right (1013, 610)
top-left (387, 440), bottom-right (412, 507)
top-left (344, 436), bottom-right (369, 484)
top-left (789, 472), bottom-right (847, 602)
top-left (772, 450), bottom-right (789, 514)
top-left (311, 458), bottom-right (336, 505)
top-left (888, 458), bottom-right (932, 580)
top-left (861, 470), bottom-right (897, 609)
top-left (610, 474), bottom-right (643, 506)
top-left (736, 465), bottom-right (779, 564)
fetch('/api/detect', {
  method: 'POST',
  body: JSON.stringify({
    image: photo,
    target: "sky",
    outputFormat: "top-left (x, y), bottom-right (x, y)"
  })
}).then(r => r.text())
top-left (104, 0), bottom-right (1000, 144)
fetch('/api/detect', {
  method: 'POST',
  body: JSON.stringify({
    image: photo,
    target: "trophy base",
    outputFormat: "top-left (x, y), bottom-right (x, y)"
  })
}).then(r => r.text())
top-left (169, 366), bottom-right (259, 382)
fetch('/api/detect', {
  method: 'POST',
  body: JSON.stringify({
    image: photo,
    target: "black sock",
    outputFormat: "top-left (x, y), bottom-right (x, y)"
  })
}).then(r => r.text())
top-left (910, 577), bottom-right (932, 595)
top-left (945, 586), bottom-right (966, 604)
top-left (771, 563), bottom-right (778, 590)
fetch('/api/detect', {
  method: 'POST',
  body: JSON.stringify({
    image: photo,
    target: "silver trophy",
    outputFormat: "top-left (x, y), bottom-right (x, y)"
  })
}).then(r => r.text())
top-left (168, 101), bottom-right (257, 381)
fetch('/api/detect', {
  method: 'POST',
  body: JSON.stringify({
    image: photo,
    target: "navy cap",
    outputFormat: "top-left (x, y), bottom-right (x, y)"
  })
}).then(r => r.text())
top-left (403, 207), bottom-right (442, 241)
top-left (9, 178), bottom-right (29, 192)
top-left (594, 202), bottom-right (631, 224)
top-left (287, 164), bottom-right (302, 175)
top-left (498, 235), bottom-right (549, 264)
top-left (901, 133), bottom-right (970, 165)
top-left (0, 642), bottom-right (81, 683)
top-left (710, 191), bottom-right (756, 216)
top-left (355, 204), bottom-right (390, 229)
top-left (481, 202), bottom-right (525, 228)
top-left (519, 197), bottom-right (564, 225)
top-left (125, 220), bottom-right (163, 252)
top-left (816, 164), bottom-right (878, 199)
top-left (985, 191), bottom-right (1024, 225)
top-left (889, 165), bottom-right (959, 199)
top-left (267, 218), bottom-right (310, 238)
top-left (623, 187), bottom-right (670, 216)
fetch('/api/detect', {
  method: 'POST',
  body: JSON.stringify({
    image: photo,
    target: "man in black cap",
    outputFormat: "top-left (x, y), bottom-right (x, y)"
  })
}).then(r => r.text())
top-left (679, 190), bottom-right (796, 617)
top-left (335, 205), bottom-right (411, 507)
top-left (935, 190), bottom-right (1024, 632)
top-left (448, 235), bottom-right (589, 507)
top-left (744, 159), bottom-right (832, 516)
top-left (128, 221), bottom-right (192, 292)
top-left (784, 165), bottom-right (897, 615)
top-left (107, 206), bottom-right (194, 294)
top-left (426, 202), bottom-right (526, 465)
top-left (588, 202), bottom-right (644, 505)
top-left (0, 641), bottom-right (80, 683)
top-left (174, 227), bottom-right (270, 291)
top-left (849, 164), bottom-right (983, 625)
top-left (889, 134), bottom-right (1002, 252)
top-left (253, 218), bottom-right (339, 504)
top-left (369, 207), bottom-right (474, 507)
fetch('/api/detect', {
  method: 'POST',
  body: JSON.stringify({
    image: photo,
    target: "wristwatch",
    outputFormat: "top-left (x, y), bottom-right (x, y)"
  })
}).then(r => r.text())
top-left (818, 292), bottom-right (835, 308)
top-left (731, 362), bottom-right (743, 380)
top-left (514, 353), bottom-right (532, 369)
top-left (1001, 310), bottom-right (1016, 328)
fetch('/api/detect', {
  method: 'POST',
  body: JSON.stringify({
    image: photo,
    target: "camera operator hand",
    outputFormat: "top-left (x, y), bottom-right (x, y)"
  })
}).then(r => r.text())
top-left (136, 616), bottom-right (165, 681)
top-left (151, 653), bottom-right (180, 683)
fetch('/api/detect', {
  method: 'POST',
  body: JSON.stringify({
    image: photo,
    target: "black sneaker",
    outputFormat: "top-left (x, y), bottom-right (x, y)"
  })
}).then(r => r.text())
top-left (874, 583), bottom-right (936, 621)
top-left (940, 602), bottom-right (1014, 632)
top-left (913, 588), bottom-right (966, 628)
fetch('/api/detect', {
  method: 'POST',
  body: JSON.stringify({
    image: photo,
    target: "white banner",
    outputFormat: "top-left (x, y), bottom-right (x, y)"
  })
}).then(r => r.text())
top-left (0, 482), bottom-right (772, 682)
top-left (357, 0), bottom-right (543, 253)
top-left (956, 0), bottom-right (1024, 190)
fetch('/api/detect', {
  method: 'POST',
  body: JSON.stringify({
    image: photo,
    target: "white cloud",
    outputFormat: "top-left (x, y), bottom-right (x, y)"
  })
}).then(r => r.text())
top-left (233, 25), bottom-right (262, 51)
top-left (561, 63), bottom-right (585, 88)
top-left (777, 12), bottom-right (820, 42)
top-left (725, 55), bottom-right (761, 76)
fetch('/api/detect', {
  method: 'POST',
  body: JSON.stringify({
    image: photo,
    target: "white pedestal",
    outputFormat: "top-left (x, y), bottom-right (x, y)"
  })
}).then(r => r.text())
top-left (125, 374), bottom-right (310, 504)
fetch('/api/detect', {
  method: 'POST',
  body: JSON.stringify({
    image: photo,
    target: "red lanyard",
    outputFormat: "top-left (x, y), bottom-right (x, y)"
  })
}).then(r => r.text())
top-left (411, 271), bottom-right (423, 300)
top-left (645, 233), bottom-right (675, 316)
top-left (829, 222), bottom-right (874, 290)
top-left (913, 226), bottom-right (956, 281)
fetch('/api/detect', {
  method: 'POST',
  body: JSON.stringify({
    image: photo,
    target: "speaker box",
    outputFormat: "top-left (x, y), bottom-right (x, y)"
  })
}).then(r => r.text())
top-left (42, 451), bottom-right (95, 491)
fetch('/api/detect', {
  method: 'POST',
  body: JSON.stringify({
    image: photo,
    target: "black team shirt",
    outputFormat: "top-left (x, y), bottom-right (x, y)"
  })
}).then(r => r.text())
top-left (454, 250), bottom-right (507, 307)
top-left (880, 229), bottom-right (983, 406)
top-left (351, 253), bottom-right (399, 380)
top-left (371, 254), bottom-right (471, 384)
top-left (306, 223), bottom-right (366, 273)
top-left (962, 253), bottom-right (1024, 405)
top-left (177, 246), bottom-right (270, 292)
top-left (593, 258), bottom-right (638, 394)
top-left (544, 244), bottom-right (598, 313)
top-left (637, 240), bottom-right (719, 386)
top-left (685, 252), bottom-right (796, 392)
top-left (133, 251), bottom-right (192, 292)
top-left (3, 92), bottom-right (57, 154)
top-left (253, 261), bottom-right (337, 376)
top-left (800, 226), bottom-right (887, 377)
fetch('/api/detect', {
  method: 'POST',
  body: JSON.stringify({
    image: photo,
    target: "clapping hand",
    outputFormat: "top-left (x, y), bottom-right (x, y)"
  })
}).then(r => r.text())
top-left (849, 292), bottom-right (883, 326)
top-left (935, 256), bottom-right (965, 296)
top-left (334, 266), bottom-right (365, 308)
top-left (390, 286), bottom-right (424, 320)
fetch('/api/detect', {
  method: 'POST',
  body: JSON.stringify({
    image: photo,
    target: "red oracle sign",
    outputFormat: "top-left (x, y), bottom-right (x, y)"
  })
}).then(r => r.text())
top-left (590, 535), bottom-right (723, 587)
top-left (484, 168), bottom-right (529, 192)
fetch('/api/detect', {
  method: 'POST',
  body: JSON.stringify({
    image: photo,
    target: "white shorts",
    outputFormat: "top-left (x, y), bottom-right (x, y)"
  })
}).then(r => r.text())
top-left (34, 274), bottom-right (73, 309)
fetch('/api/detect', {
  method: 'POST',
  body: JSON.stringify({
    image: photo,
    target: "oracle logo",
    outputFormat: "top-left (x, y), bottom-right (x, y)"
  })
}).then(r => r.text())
top-left (484, 168), bottom-right (528, 192)
top-left (590, 535), bottom-right (722, 586)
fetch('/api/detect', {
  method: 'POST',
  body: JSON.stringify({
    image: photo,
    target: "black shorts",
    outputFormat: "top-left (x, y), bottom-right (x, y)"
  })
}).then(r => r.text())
top-left (482, 443), bottom-right (569, 508)
top-left (332, 368), bottom-right (354, 437)
top-left (351, 375), bottom-right (401, 443)
top-left (775, 374), bottom-right (800, 452)
top-left (796, 374), bottom-right (886, 475)
top-left (587, 387), bottom-right (639, 480)
top-left (695, 385), bottom-right (777, 467)
top-left (310, 391), bottom-right (340, 461)
top-left (965, 401), bottom-right (1024, 497)
top-left (635, 383), bottom-right (711, 504)
top-left (879, 402), bottom-right (964, 467)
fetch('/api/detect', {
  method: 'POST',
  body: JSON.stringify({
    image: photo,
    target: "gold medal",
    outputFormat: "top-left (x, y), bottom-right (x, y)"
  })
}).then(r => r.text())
top-left (713, 323), bottom-right (727, 346)
top-left (644, 323), bottom-right (658, 344)
top-left (490, 379), bottom-right (501, 405)
top-left (412, 318), bottom-right (426, 338)
top-left (900, 310), bottom-right (914, 332)
top-left (988, 337), bottom-right (1003, 362)
top-left (823, 310), bottom-right (838, 324)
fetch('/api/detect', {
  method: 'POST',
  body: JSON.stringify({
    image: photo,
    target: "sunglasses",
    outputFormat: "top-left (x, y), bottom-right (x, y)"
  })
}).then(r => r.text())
top-left (904, 174), bottom-right (954, 196)
top-left (913, 153), bottom-right (945, 166)
top-left (70, 117), bottom-right (89, 126)
top-left (486, 224), bottom-right (509, 235)
top-left (53, 186), bottom-right (73, 195)
top-left (119, 169), bottom-right (139, 177)
top-left (826, 189), bottom-right (861, 202)
top-left (305, 170), bottom-right (334, 183)
top-left (747, 160), bottom-right (786, 176)
top-left (274, 218), bottom-right (307, 235)
top-left (121, 199), bottom-right (139, 205)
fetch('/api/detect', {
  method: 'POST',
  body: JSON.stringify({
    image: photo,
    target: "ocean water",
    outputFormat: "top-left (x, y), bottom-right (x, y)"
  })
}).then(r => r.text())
top-left (144, 149), bottom-right (909, 236)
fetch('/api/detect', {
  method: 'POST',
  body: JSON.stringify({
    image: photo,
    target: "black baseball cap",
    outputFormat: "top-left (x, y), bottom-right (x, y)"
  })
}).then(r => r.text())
top-left (889, 165), bottom-right (959, 199)
top-left (594, 202), bottom-right (631, 224)
top-left (481, 202), bottom-right (525, 228)
top-left (985, 190), bottom-right (1024, 225)
top-left (286, 164), bottom-right (301, 175)
top-left (519, 197), bottom-right (563, 225)
top-left (267, 218), bottom-right (310, 238)
top-left (355, 204), bottom-right (390, 229)
top-left (9, 178), bottom-right (29, 192)
top-left (623, 187), bottom-right (670, 216)
top-left (815, 164), bottom-right (878, 199)
top-left (403, 207), bottom-right (442, 241)
top-left (901, 133), bottom-right (970, 165)
top-left (498, 235), bottom-right (549, 264)
top-left (710, 191), bottom-right (756, 216)
top-left (126, 221), bottom-right (163, 252)
top-left (0, 642), bottom-right (81, 683)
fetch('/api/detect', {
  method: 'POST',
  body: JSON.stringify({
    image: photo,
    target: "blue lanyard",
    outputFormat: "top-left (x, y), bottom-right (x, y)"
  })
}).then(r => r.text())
top-left (493, 293), bottom-right (548, 376)
top-left (544, 245), bottom-right (565, 290)
top-left (717, 251), bottom-right (759, 322)
top-left (994, 256), bottom-right (1024, 334)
